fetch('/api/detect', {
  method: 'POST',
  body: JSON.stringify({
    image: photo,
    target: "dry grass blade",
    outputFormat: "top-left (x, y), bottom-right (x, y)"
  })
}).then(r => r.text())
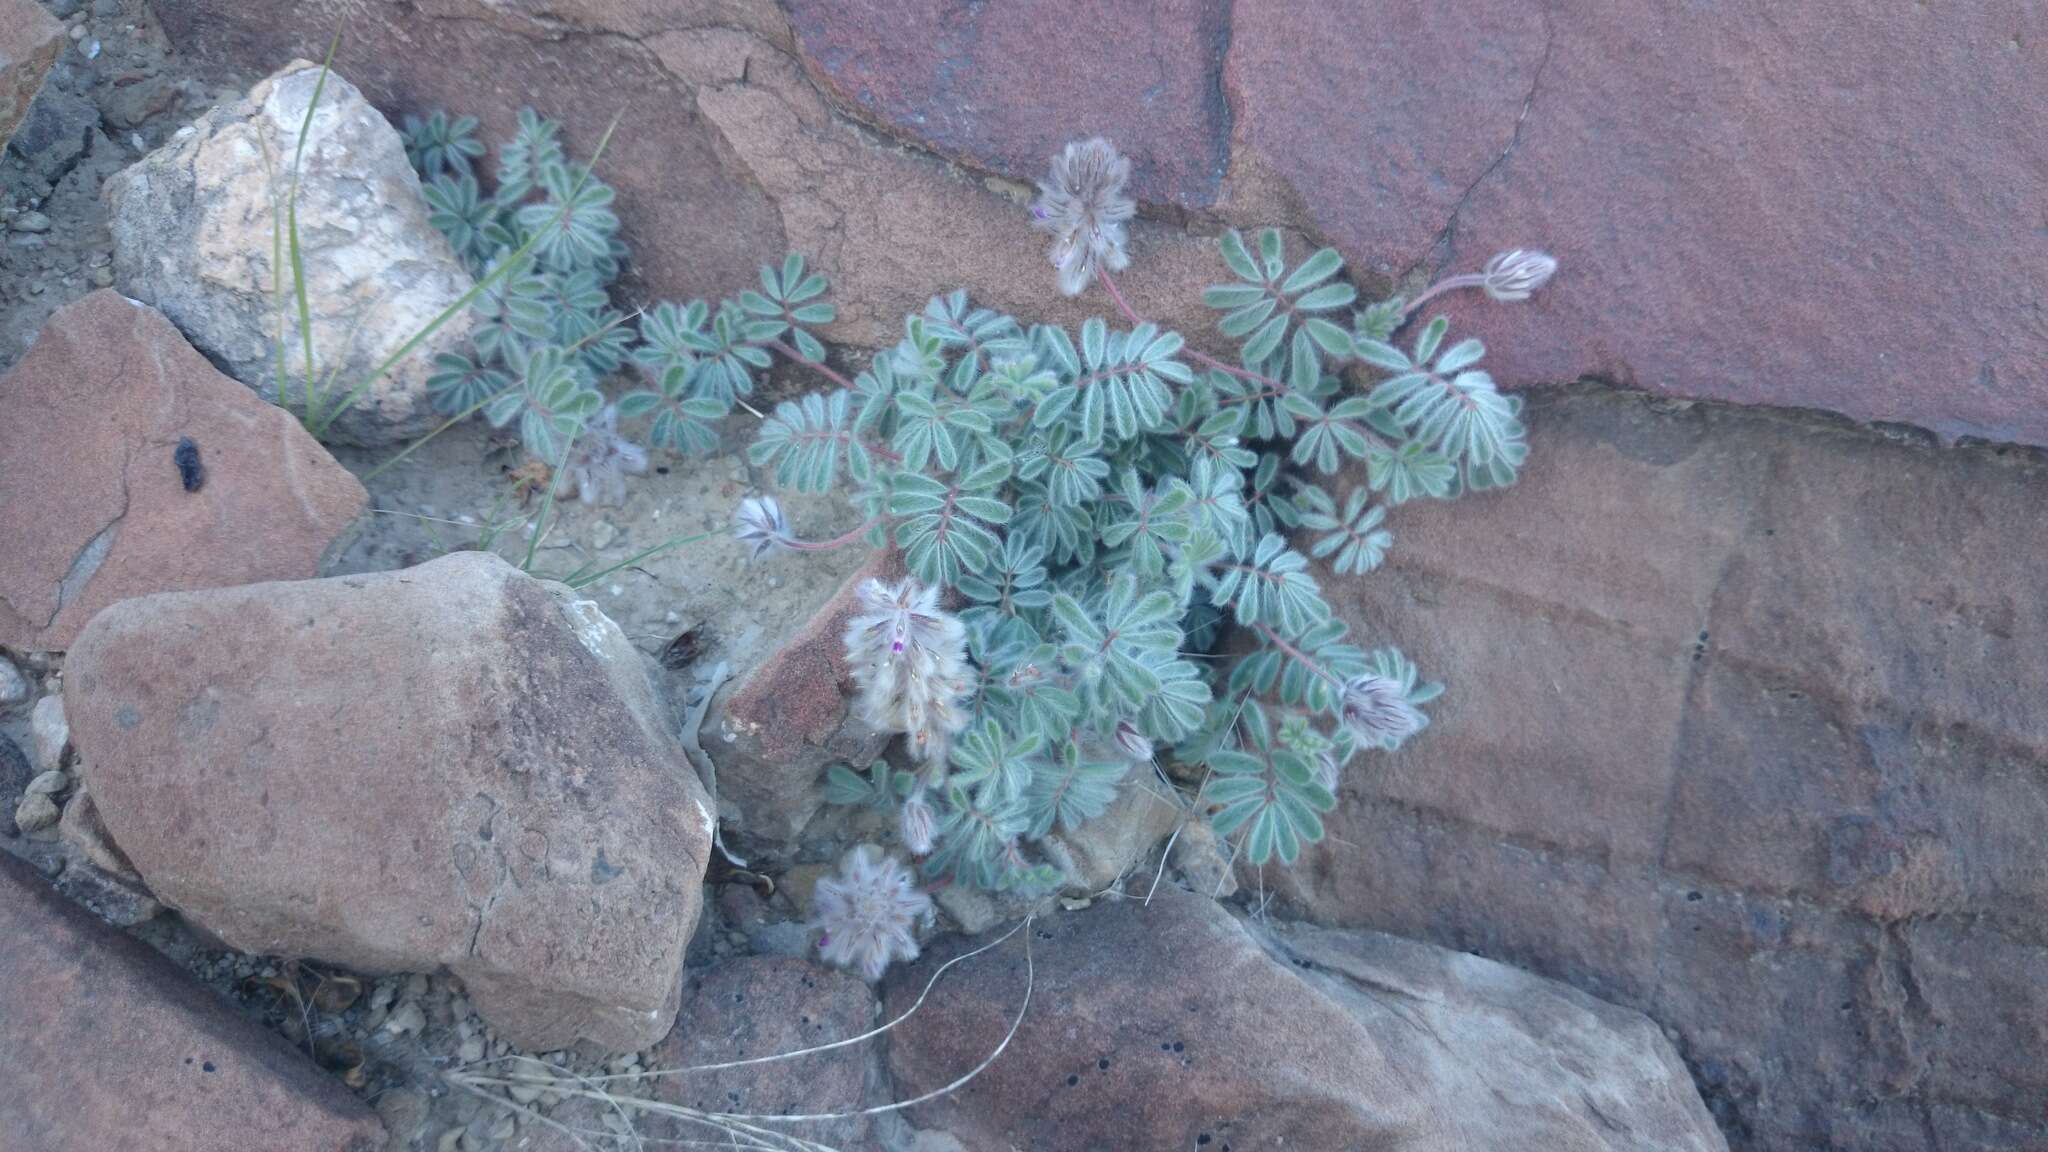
top-left (445, 915), bottom-right (1037, 1148)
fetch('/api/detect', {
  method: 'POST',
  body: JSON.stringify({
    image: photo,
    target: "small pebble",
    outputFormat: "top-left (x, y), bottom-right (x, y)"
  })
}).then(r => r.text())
top-left (0, 655), bottom-right (29, 706)
top-left (506, 1079), bottom-right (546, 1105)
top-left (29, 695), bottom-right (68, 772)
top-left (69, 24), bottom-right (87, 40)
top-left (25, 770), bottom-right (68, 797)
top-left (15, 793), bottom-right (59, 834)
top-left (10, 212), bottom-right (51, 234)
top-left (380, 999), bottom-right (426, 1037)
top-left (91, 267), bottom-right (112, 287)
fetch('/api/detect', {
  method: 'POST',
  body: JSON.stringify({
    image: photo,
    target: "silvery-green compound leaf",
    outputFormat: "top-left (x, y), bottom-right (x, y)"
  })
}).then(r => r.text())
top-left (425, 350), bottom-right (511, 416)
top-left (1365, 325), bottom-right (1529, 489)
top-left (617, 364), bottom-right (729, 456)
top-left (1023, 741), bottom-right (1128, 839)
top-left (422, 172), bottom-right (498, 265)
top-left (516, 160), bottom-right (619, 273)
top-left (1301, 486), bottom-right (1393, 576)
top-left (402, 110), bottom-right (485, 181)
top-left (484, 345), bottom-right (603, 462)
top-left (750, 390), bottom-right (853, 493)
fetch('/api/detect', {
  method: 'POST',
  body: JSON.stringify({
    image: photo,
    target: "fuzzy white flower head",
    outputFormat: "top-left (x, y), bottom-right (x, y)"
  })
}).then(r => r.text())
top-left (733, 495), bottom-right (789, 560)
top-left (567, 404), bottom-right (648, 506)
top-left (1340, 673), bottom-right (1425, 749)
top-left (1481, 249), bottom-right (1558, 303)
top-left (843, 577), bottom-right (973, 772)
top-left (899, 788), bottom-right (938, 856)
top-left (1032, 137), bottom-right (1136, 296)
top-left (812, 845), bottom-right (932, 981)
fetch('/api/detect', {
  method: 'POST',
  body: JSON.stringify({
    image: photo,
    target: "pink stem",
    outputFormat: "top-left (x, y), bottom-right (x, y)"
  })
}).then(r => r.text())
top-left (782, 515), bottom-right (882, 553)
top-left (1253, 622), bottom-right (1343, 688)
top-left (1396, 272), bottom-right (1487, 322)
top-left (762, 336), bottom-right (857, 392)
top-left (1098, 268), bottom-right (1295, 396)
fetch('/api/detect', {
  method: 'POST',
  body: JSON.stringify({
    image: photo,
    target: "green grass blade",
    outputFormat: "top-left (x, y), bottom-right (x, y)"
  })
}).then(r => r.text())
top-left (562, 531), bottom-right (714, 590)
top-left (286, 29), bottom-right (341, 425)
top-left (523, 418), bottom-right (584, 573)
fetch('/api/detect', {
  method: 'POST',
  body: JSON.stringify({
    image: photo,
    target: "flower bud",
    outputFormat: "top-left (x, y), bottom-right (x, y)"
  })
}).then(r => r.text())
top-left (1113, 719), bottom-right (1154, 762)
top-left (733, 495), bottom-right (789, 560)
top-left (899, 790), bottom-right (937, 856)
top-left (1340, 673), bottom-right (1425, 748)
top-left (1313, 749), bottom-right (1341, 793)
top-left (1481, 249), bottom-right (1557, 302)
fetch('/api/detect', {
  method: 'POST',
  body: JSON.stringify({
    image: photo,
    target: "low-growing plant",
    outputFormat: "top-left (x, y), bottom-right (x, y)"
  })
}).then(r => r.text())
top-left (740, 138), bottom-right (1556, 894)
top-left (332, 85), bottom-right (1556, 906)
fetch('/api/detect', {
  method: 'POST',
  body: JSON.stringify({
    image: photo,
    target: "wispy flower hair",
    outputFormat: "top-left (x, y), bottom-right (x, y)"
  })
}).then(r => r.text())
top-left (1031, 137), bottom-right (1136, 296)
top-left (1340, 673), bottom-right (1425, 749)
top-left (843, 577), bottom-right (974, 774)
top-left (812, 845), bottom-right (932, 981)
top-left (733, 494), bottom-right (789, 560)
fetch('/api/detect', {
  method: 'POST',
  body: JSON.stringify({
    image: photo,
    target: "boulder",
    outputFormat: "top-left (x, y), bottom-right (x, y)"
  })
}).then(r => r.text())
top-left (0, 291), bottom-right (366, 652)
top-left (0, 0), bottom-right (62, 148)
top-left (104, 60), bottom-right (475, 446)
top-left (643, 956), bottom-right (876, 1146)
top-left (64, 551), bottom-right (714, 1051)
top-left (1284, 386), bottom-right (2048, 1147)
top-left (0, 851), bottom-right (387, 1152)
top-left (886, 886), bottom-right (1725, 1151)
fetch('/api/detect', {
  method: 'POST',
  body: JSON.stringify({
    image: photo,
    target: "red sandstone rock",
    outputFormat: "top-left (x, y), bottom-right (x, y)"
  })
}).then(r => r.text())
top-left (0, 291), bottom-right (366, 652)
top-left (0, 0), bottom-right (62, 148)
top-left (64, 552), bottom-right (713, 1052)
top-left (0, 851), bottom-right (387, 1152)
top-left (886, 886), bottom-right (1725, 1150)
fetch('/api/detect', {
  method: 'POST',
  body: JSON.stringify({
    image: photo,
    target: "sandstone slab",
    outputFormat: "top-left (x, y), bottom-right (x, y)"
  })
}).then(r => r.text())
top-left (1288, 387), bottom-right (2048, 1147)
top-left (105, 61), bottom-right (475, 446)
top-left (0, 0), bottom-right (62, 149)
top-left (0, 290), bottom-right (366, 652)
top-left (150, 2), bottom-right (2048, 444)
top-left (0, 851), bottom-right (386, 1152)
top-left (65, 551), bottom-right (713, 1051)
top-left (887, 887), bottom-right (1724, 1151)
top-left (784, 0), bottom-right (1231, 209)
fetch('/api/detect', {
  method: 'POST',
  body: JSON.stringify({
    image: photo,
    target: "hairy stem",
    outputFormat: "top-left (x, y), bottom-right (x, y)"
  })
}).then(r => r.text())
top-left (760, 336), bottom-right (856, 392)
top-left (1252, 622), bottom-right (1343, 689)
top-left (1396, 272), bottom-right (1487, 321)
top-left (1097, 268), bottom-right (1293, 396)
top-left (782, 515), bottom-right (883, 553)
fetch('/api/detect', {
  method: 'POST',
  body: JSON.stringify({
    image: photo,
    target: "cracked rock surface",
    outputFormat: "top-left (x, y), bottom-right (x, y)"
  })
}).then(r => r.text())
top-left (886, 884), bottom-right (1726, 1151)
top-left (0, 289), bottom-right (365, 651)
top-left (157, 0), bottom-right (2048, 444)
top-left (63, 550), bottom-right (714, 1052)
